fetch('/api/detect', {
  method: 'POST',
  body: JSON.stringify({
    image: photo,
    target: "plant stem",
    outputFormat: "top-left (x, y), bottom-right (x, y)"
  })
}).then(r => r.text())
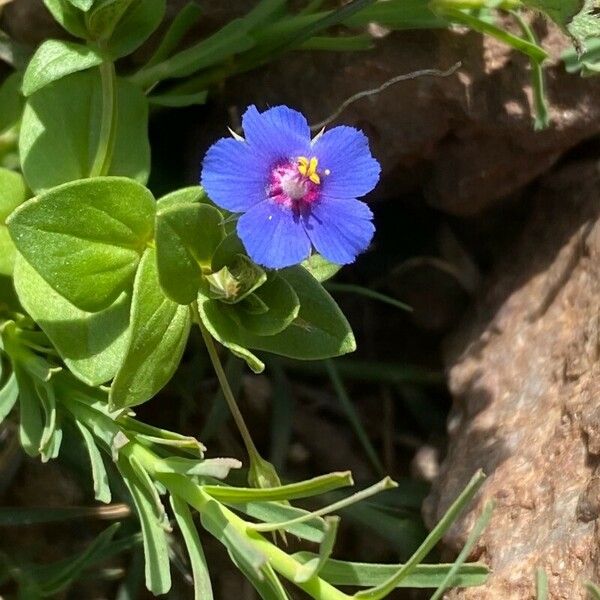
top-left (191, 303), bottom-right (261, 463)
top-left (159, 473), bottom-right (352, 600)
top-left (89, 60), bottom-right (117, 177)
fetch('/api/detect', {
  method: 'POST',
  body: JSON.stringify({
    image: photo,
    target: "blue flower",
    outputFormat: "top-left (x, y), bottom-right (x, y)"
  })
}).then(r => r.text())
top-left (201, 105), bottom-right (380, 269)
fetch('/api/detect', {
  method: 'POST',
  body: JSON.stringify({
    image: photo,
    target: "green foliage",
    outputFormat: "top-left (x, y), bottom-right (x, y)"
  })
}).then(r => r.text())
top-left (20, 71), bottom-right (150, 192)
top-left (109, 248), bottom-right (192, 409)
top-left (13, 255), bottom-right (130, 386)
top-left (523, 0), bottom-right (584, 24)
top-left (22, 39), bottom-right (103, 97)
top-left (8, 0), bottom-right (588, 597)
top-left (7, 177), bottom-right (155, 312)
top-left (88, 0), bottom-right (167, 59)
top-left (156, 191), bottom-right (225, 304)
top-left (43, 0), bottom-right (89, 38)
top-left (0, 168), bottom-right (27, 276)
top-left (0, 72), bottom-right (24, 134)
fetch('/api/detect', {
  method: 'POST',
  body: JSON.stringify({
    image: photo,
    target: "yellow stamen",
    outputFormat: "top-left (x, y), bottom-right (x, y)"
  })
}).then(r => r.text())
top-left (297, 156), bottom-right (321, 184)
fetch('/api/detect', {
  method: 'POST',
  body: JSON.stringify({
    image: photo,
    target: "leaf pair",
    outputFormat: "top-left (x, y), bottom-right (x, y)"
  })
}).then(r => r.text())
top-left (8, 178), bottom-right (189, 409)
top-left (43, 0), bottom-right (165, 59)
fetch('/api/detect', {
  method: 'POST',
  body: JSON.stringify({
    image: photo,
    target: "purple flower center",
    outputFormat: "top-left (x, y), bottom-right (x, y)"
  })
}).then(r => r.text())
top-left (268, 156), bottom-right (326, 208)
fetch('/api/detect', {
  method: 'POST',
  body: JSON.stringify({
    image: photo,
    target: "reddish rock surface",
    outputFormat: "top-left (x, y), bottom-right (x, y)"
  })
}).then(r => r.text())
top-left (424, 160), bottom-right (600, 599)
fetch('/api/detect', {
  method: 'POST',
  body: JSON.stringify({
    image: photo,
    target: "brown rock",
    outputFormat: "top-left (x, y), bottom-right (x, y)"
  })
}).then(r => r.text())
top-left (423, 160), bottom-right (600, 599)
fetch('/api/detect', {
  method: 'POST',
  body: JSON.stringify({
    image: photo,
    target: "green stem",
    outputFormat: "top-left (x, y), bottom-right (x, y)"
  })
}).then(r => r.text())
top-left (191, 303), bottom-right (261, 463)
top-left (159, 473), bottom-right (352, 600)
top-left (510, 9), bottom-right (550, 130)
top-left (437, 7), bottom-right (548, 63)
top-left (89, 60), bottom-right (117, 177)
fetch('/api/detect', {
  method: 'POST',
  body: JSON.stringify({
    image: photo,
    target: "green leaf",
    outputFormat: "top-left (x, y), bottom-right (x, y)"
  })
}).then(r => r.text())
top-left (67, 0), bottom-right (95, 10)
top-left (76, 420), bottom-right (112, 503)
top-left (156, 186), bottom-right (208, 210)
top-left (90, 0), bottom-right (167, 59)
top-left (0, 72), bottom-right (24, 135)
top-left (0, 372), bottom-right (18, 424)
top-left (156, 201), bottom-right (225, 304)
top-left (23, 40), bottom-right (103, 97)
top-left (203, 471), bottom-right (353, 503)
top-left (85, 0), bottom-right (136, 39)
top-left (301, 254), bottom-right (341, 282)
top-left (37, 378), bottom-right (60, 462)
top-left (131, 16), bottom-right (256, 87)
top-left (110, 248), bottom-right (192, 409)
top-left (292, 557), bottom-right (489, 589)
top-left (205, 253), bottom-right (267, 305)
top-left (198, 495), bottom-right (267, 576)
top-left (20, 71), bottom-right (150, 193)
top-left (0, 168), bottom-right (27, 276)
top-left (567, 1), bottom-right (600, 47)
top-left (226, 273), bottom-right (299, 336)
top-left (119, 456), bottom-right (171, 595)
top-left (198, 266), bottom-right (355, 364)
top-left (13, 364), bottom-right (44, 457)
top-left (170, 495), bottom-right (214, 600)
top-left (7, 177), bottom-right (155, 312)
top-left (155, 457), bottom-right (241, 479)
top-left (148, 89), bottom-right (208, 108)
top-left (355, 470), bottom-right (487, 599)
top-left (232, 500), bottom-right (327, 543)
top-left (43, 0), bottom-right (88, 38)
top-left (522, 0), bottom-right (583, 27)
top-left (36, 524), bottom-right (121, 596)
top-left (145, 2), bottom-right (203, 67)
top-left (13, 255), bottom-right (131, 386)
top-left (295, 517), bottom-right (339, 583)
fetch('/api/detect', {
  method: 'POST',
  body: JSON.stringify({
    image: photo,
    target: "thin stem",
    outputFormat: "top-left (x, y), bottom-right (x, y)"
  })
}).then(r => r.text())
top-left (191, 303), bottom-right (260, 462)
top-left (89, 60), bottom-right (117, 177)
top-left (160, 473), bottom-right (352, 600)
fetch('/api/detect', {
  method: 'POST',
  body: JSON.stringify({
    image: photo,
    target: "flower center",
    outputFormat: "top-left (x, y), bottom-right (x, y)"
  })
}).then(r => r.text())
top-left (268, 156), bottom-right (324, 207)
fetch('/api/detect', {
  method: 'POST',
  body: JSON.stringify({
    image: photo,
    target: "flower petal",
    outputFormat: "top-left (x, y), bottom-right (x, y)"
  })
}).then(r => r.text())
top-left (303, 197), bottom-right (375, 265)
top-left (242, 105), bottom-right (311, 162)
top-left (201, 137), bottom-right (267, 212)
top-left (312, 126), bottom-right (380, 199)
top-left (237, 200), bottom-right (311, 269)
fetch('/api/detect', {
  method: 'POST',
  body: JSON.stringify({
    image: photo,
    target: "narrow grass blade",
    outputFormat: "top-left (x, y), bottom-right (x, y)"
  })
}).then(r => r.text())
top-left (536, 568), bottom-right (549, 600)
top-left (248, 477), bottom-right (396, 533)
top-left (586, 581), bottom-right (600, 599)
top-left (430, 500), bottom-right (494, 600)
top-left (355, 470), bottom-right (486, 599)
top-left (170, 495), bottom-right (214, 600)
top-left (326, 282), bottom-right (412, 312)
top-left (291, 557), bottom-right (489, 588)
top-left (325, 359), bottom-right (384, 475)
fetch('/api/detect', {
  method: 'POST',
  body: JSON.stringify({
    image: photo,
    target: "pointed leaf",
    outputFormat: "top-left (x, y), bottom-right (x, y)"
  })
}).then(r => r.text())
top-left (14, 255), bottom-right (131, 386)
top-left (170, 495), bottom-right (214, 600)
top-left (22, 40), bottom-right (103, 97)
top-left (76, 420), bottom-right (112, 503)
top-left (20, 71), bottom-right (150, 193)
top-left (155, 201), bottom-right (224, 304)
top-left (0, 168), bottom-right (27, 276)
top-left (110, 248), bottom-right (191, 409)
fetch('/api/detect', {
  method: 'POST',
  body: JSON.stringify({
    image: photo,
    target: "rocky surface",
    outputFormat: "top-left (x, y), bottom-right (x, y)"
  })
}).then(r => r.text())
top-left (423, 159), bottom-right (600, 599)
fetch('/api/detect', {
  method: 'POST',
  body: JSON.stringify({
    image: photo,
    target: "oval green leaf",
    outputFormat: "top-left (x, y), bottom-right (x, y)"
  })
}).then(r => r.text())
top-left (20, 70), bottom-right (150, 193)
top-left (13, 254), bottom-right (131, 386)
top-left (7, 177), bottom-right (155, 312)
top-left (110, 248), bottom-right (192, 409)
